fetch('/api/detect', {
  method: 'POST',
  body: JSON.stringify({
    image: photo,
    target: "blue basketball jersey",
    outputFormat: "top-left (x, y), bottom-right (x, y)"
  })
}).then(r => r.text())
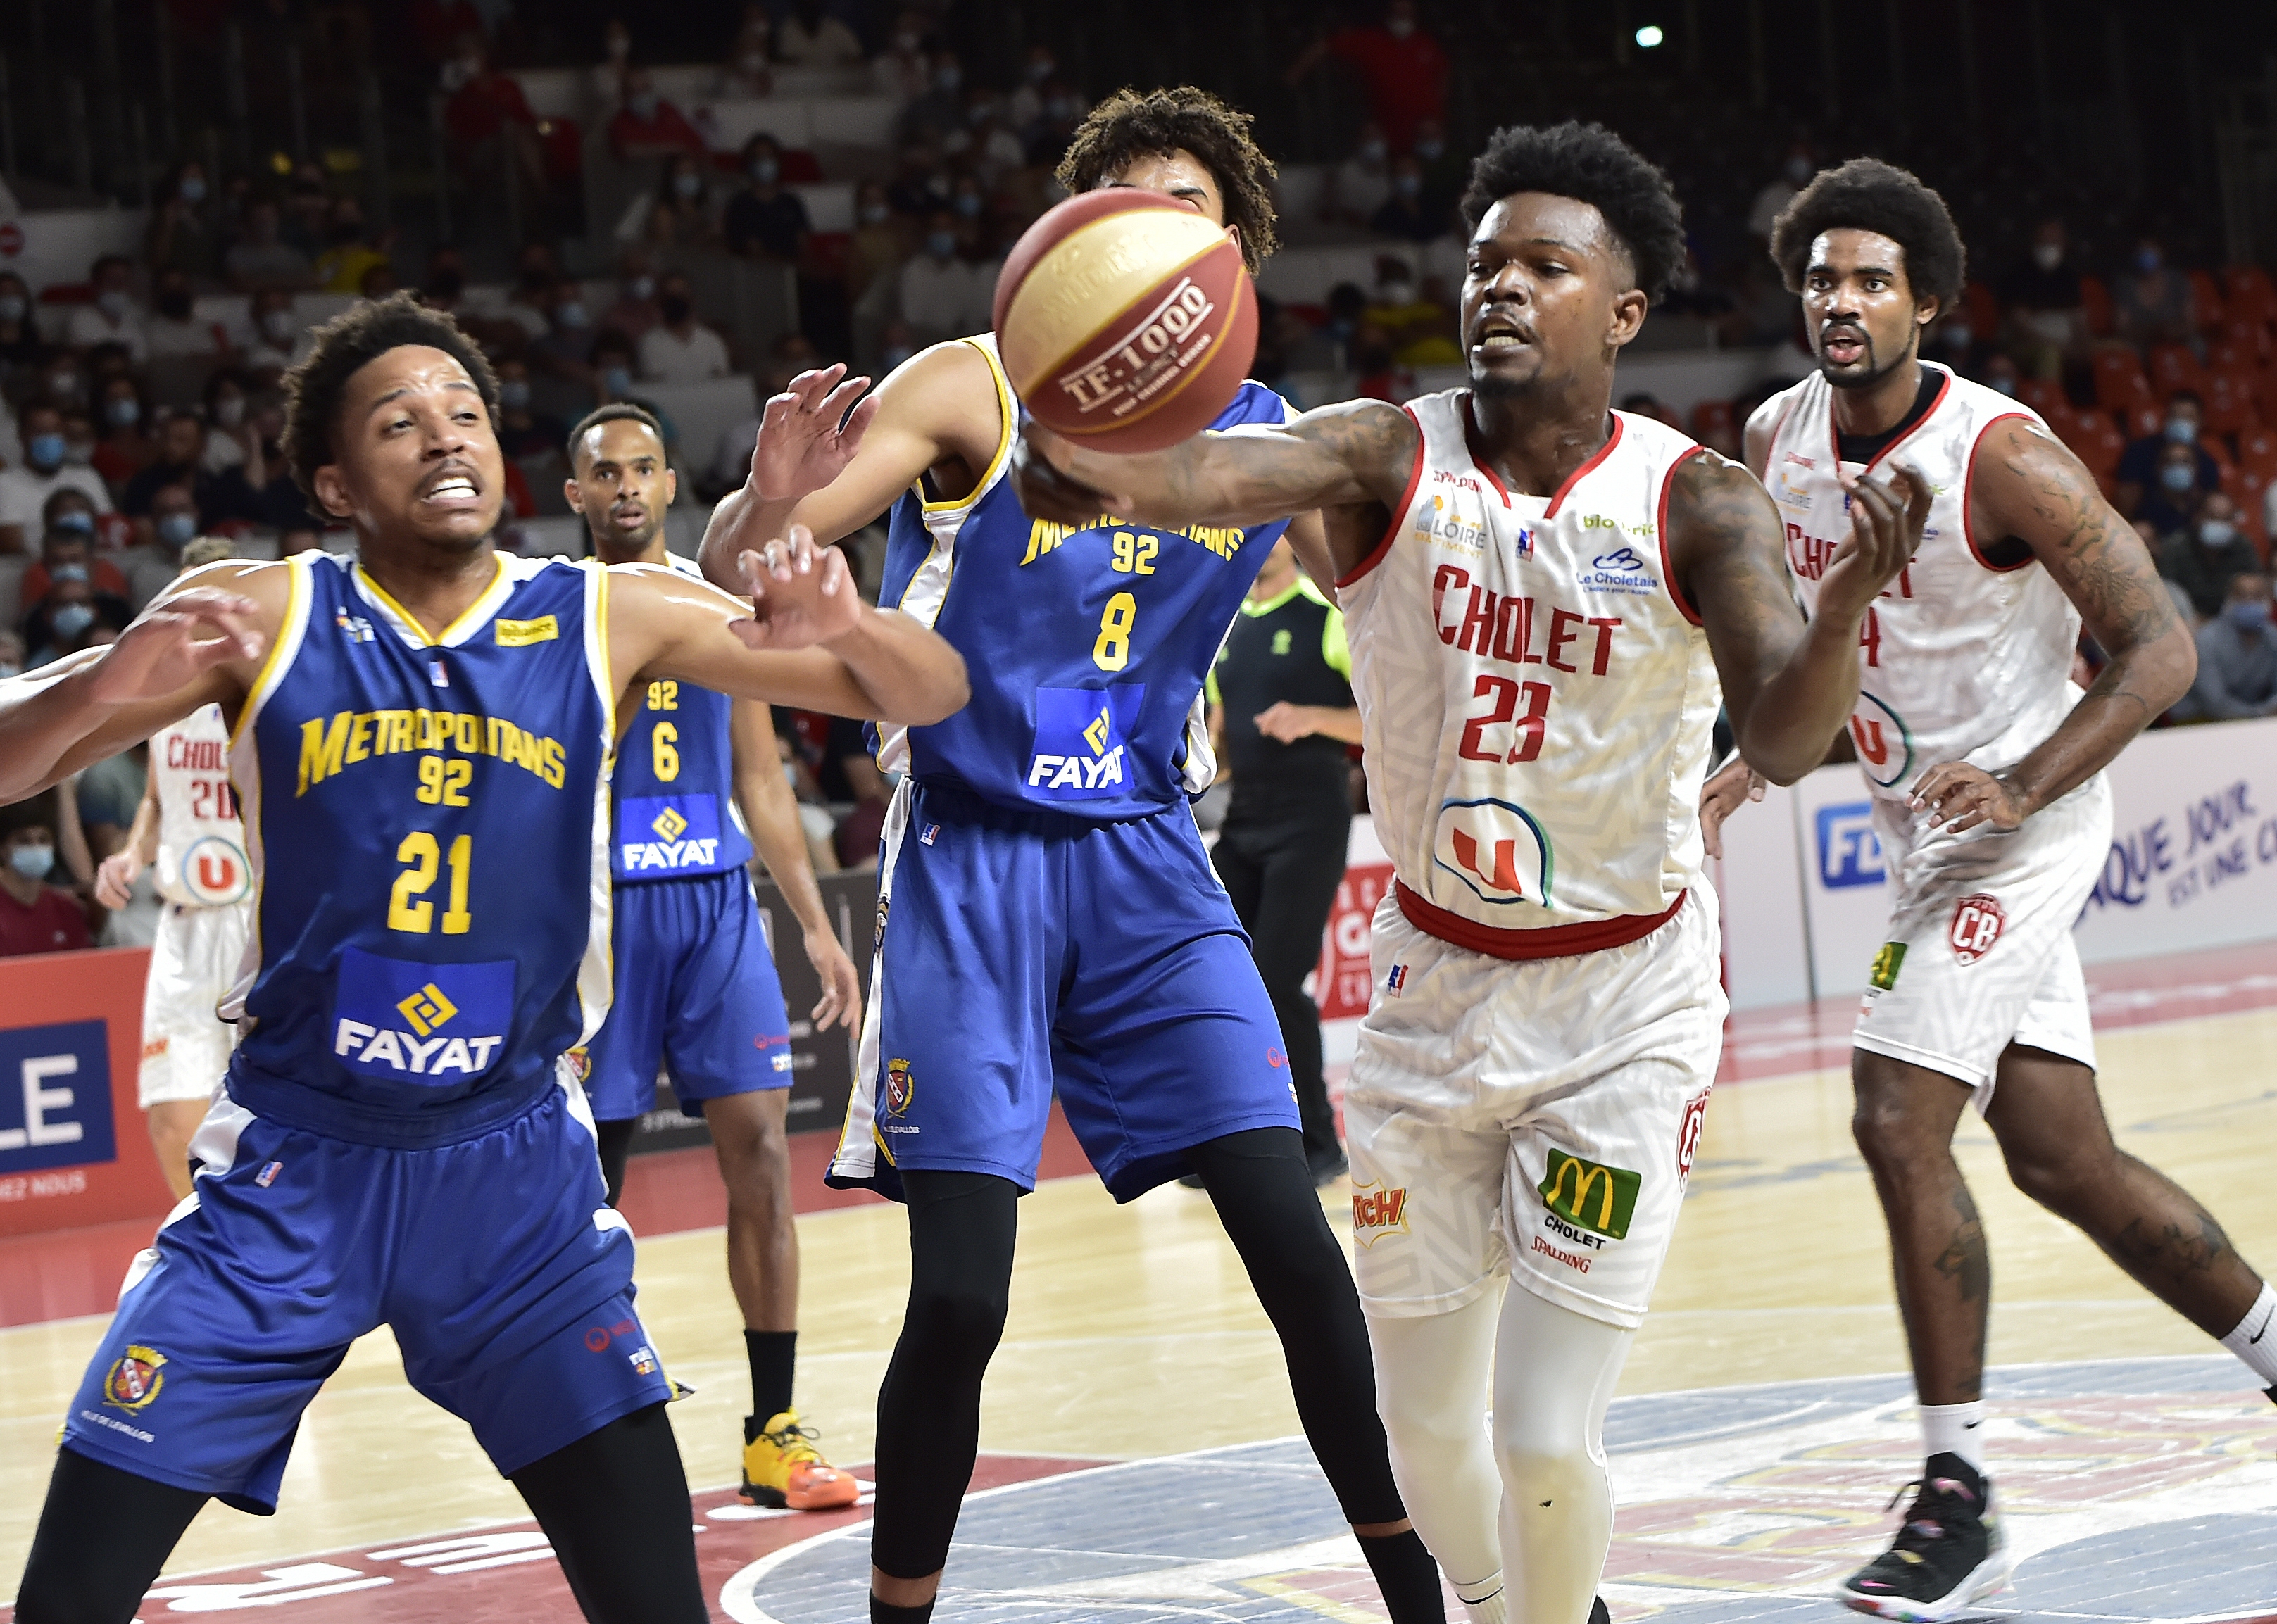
top-left (872, 336), bottom-right (1294, 820)
top-left (222, 551), bottom-right (617, 1145)
top-left (609, 555), bottom-right (755, 883)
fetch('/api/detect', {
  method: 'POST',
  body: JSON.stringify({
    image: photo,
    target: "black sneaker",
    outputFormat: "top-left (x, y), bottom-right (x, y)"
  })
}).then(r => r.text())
top-left (1590, 1599), bottom-right (1608, 1624)
top-left (1837, 1454), bottom-right (2011, 1620)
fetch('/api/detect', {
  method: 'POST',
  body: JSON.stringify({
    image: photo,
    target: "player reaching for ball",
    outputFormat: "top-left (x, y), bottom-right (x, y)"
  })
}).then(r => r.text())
top-left (1012, 121), bottom-right (1923, 1624)
top-left (1698, 160), bottom-right (2271, 1623)
top-left (0, 294), bottom-right (965, 1624)
top-left (698, 87), bottom-right (1445, 1624)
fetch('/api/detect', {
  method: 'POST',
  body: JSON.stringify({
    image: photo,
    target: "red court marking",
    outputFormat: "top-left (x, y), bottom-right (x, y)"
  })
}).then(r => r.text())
top-left (0, 1456), bottom-right (1100, 1623)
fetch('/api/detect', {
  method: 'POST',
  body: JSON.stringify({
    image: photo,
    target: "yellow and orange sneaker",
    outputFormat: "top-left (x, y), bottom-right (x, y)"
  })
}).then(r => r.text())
top-left (740, 1409), bottom-right (861, 1510)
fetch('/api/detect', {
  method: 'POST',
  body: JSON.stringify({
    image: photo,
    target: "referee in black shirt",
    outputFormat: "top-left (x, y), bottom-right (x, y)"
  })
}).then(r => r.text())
top-left (1208, 536), bottom-right (1362, 1185)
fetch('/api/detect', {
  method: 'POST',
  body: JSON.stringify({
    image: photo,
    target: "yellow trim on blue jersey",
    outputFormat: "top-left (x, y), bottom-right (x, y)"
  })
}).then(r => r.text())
top-left (353, 555), bottom-right (510, 648)
top-left (589, 561), bottom-right (616, 749)
top-left (228, 555), bottom-right (308, 751)
top-left (916, 335), bottom-right (1016, 517)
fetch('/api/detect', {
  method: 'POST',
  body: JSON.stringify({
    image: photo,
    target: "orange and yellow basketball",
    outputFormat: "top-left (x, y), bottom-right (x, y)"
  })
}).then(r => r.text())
top-left (992, 189), bottom-right (1257, 455)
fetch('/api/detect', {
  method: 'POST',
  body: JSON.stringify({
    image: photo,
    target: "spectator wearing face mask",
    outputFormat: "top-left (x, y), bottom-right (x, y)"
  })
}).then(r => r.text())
top-left (1370, 156), bottom-right (1437, 242)
top-left (199, 371), bottom-right (254, 475)
top-left (2115, 237), bottom-right (2195, 349)
top-left (621, 153), bottom-right (718, 251)
top-left (67, 256), bottom-right (150, 363)
top-left (715, 16), bottom-right (774, 99)
top-left (0, 822), bottom-right (93, 957)
top-left (23, 568), bottom-right (130, 667)
top-left (591, 19), bottom-right (634, 115)
top-left (1362, 256), bottom-right (1457, 365)
top-left (494, 358), bottom-right (569, 460)
top-left (0, 272), bottom-right (39, 371)
top-left (777, 0), bottom-right (862, 67)
top-left (123, 413), bottom-right (228, 532)
top-left (611, 67), bottom-right (710, 162)
top-left (1749, 143), bottom-right (1817, 244)
top-left (146, 267), bottom-right (227, 363)
top-left (22, 512), bottom-right (130, 605)
top-left (636, 274), bottom-right (732, 384)
top-left (1008, 46), bottom-right (1061, 134)
top-left (119, 481), bottom-right (210, 604)
top-left (590, 330), bottom-right (641, 407)
top-left (528, 281), bottom-right (601, 386)
top-left (845, 182), bottom-right (907, 309)
top-left (441, 31), bottom-right (549, 206)
top-left (601, 250), bottom-right (663, 340)
top-left (726, 136), bottom-right (814, 263)
top-left (1327, 122), bottom-right (1394, 229)
top-left (90, 377), bottom-right (158, 489)
top-left (2118, 394), bottom-right (2221, 522)
top-left (874, 318), bottom-right (917, 377)
top-left (2174, 574), bottom-right (2277, 720)
top-left (898, 209), bottom-right (991, 347)
top-left (2159, 493), bottom-right (2259, 622)
top-left (145, 162), bottom-right (220, 283)
top-left (874, 11), bottom-right (932, 101)
top-left (225, 198), bottom-right (316, 293)
top-left (1286, 0), bottom-right (1448, 153)
top-left (1411, 116), bottom-right (1464, 222)
top-left (242, 287), bottom-right (313, 379)
top-left (0, 404), bottom-right (115, 550)
top-left (2000, 219), bottom-right (2088, 382)
top-left (901, 51), bottom-right (969, 147)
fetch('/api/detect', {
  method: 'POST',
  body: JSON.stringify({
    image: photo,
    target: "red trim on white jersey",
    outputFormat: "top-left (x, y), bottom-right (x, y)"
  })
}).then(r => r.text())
top-left (1543, 415), bottom-right (1626, 519)
top-left (1337, 403), bottom-right (1425, 588)
top-left (1396, 881), bottom-right (1688, 959)
top-left (1962, 411), bottom-right (2040, 574)
top-left (1655, 446), bottom-right (1707, 627)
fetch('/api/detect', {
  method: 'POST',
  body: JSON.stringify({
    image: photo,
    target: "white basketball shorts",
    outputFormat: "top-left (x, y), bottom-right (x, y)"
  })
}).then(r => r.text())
top-left (1344, 885), bottom-right (1726, 1332)
top-left (138, 899), bottom-right (252, 1108)
top-left (1852, 772), bottom-right (2111, 1104)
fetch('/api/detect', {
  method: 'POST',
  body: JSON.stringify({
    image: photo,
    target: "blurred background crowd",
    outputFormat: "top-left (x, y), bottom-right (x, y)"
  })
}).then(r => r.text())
top-left (1, 0), bottom-right (2275, 953)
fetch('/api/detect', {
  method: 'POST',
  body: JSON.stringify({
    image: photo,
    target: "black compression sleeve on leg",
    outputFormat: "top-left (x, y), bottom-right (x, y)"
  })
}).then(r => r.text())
top-left (510, 1402), bottom-right (708, 1624)
top-left (1357, 1528), bottom-right (1448, 1624)
top-left (1187, 1128), bottom-right (1409, 1528)
top-left (15, 1446), bottom-right (208, 1624)
top-left (870, 1169), bottom-right (1019, 1581)
top-left (594, 1117), bottom-right (637, 1208)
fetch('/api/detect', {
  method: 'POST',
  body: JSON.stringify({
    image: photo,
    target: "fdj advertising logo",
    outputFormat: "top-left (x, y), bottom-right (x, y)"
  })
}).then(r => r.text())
top-left (0, 1020), bottom-right (115, 1174)
top-left (1816, 802), bottom-right (1887, 889)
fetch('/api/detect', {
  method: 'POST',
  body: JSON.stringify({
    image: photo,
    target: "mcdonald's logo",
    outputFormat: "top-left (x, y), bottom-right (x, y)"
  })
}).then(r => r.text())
top-left (1536, 1148), bottom-right (1641, 1240)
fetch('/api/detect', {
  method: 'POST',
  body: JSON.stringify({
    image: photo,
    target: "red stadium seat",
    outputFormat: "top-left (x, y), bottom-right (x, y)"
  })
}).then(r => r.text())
top-left (2224, 265), bottom-right (2277, 325)
top-left (2218, 318), bottom-right (2271, 366)
top-left (2203, 370), bottom-right (2259, 436)
top-left (2239, 425), bottom-right (2277, 478)
top-left (2148, 343), bottom-right (2205, 401)
top-left (2124, 401), bottom-right (2164, 441)
top-left (2093, 347), bottom-right (2151, 413)
top-left (1962, 281), bottom-right (2000, 341)
top-left (2062, 408), bottom-right (2125, 477)
top-left (2079, 275), bottom-right (2114, 338)
top-left (2189, 270), bottom-right (2226, 332)
top-left (2238, 468), bottom-right (2272, 551)
top-left (2016, 377), bottom-right (2064, 417)
top-left (1690, 398), bottom-right (1737, 443)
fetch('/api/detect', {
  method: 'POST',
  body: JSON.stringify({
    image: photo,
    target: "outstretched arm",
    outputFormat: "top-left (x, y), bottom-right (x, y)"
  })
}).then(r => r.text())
top-left (1676, 451), bottom-right (1928, 785)
top-left (1909, 419), bottom-right (2196, 833)
top-left (613, 534), bottom-right (968, 726)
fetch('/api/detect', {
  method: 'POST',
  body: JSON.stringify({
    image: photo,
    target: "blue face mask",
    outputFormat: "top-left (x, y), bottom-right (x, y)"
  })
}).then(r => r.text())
top-left (27, 433), bottom-right (65, 472)
top-left (180, 176), bottom-right (207, 203)
top-left (953, 191), bottom-right (982, 218)
top-left (49, 561), bottom-right (89, 584)
top-left (2198, 519), bottom-right (2238, 548)
top-left (2226, 600), bottom-right (2272, 632)
top-left (498, 380), bottom-right (532, 411)
top-left (2162, 462), bottom-right (2197, 493)
top-left (8, 844), bottom-right (55, 881)
top-left (556, 300), bottom-right (589, 329)
top-left (0, 294), bottom-right (25, 322)
top-left (927, 230), bottom-right (958, 258)
top-left (51, 508), bottom-right (94, 537)
top-left (49, 603), bottom-right (96, 643)
top-left (2164, 415), bottom-right (2199, 444)
top-left (106, 397), bottom-right (142, 429)
top-left (158, 512), bottom-right (198, 548)
top-left (2136, 246), bottom-right (2162, 273)
top-left (603, 366), bottom-right (634, 398)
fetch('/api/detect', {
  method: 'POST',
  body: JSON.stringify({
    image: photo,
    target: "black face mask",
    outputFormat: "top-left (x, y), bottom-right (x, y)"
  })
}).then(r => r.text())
top-left (157, 291), bottom-right (194, 320)
top-left (659, 294), bottom-right (693, 325)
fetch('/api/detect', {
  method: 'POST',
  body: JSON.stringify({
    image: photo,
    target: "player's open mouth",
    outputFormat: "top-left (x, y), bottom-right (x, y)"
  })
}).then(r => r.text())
top-left (1821, 328), bottom-right (1868, 365)
top-left (1472, 320), bottom-right (1532, 359)
top-left (610, 504), bottom-right (648, 530)
top-left (421, 472), bottom-right (482, 506)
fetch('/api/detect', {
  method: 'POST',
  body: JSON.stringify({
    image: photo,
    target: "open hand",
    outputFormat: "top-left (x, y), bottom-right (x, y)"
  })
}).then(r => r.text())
top-left (1819, 463), bottom-right (1931, 625)
top-left (1253, 702), bottom-right (1319, 743)
top-left (1010, 422), bottom-right (1130, 527)
top-left (1698, 755), bottom-right (1767, 860)
top-left (1909, 761), bottom-right (2028, 835)
top-left (96, 850), bottom-right (144, 910)
top-left (750, 365), bottom-right (878, 502)
top-left (805, 925), bottom-right (862, 1033)
top-left (84, 588), bottom-right (264, 707)
top-left (730, 527), bottom-right (861, 651)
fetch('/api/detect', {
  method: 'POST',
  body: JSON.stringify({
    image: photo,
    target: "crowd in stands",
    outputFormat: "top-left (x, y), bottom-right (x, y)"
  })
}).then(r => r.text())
top-left (2, 0), bottom-right (2274, 955)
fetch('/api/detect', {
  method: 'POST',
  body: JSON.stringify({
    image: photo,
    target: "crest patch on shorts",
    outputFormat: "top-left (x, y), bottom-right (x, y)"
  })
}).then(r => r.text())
top-left (1948, 894), bottom-right (2005, 966)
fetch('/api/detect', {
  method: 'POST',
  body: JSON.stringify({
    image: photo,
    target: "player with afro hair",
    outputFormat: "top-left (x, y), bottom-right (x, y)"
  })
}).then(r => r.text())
top-left (1460, 119), bottom-right (1688, 303)
top-left (1769, 156), bottom-right (1966, 317)
top-left (1055, 86), bottom-right (1281, 275)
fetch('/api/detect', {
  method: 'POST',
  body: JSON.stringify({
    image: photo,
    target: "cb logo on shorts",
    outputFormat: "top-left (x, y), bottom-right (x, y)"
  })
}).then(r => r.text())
top-left (1949, 893), bottom-right (2005, 965)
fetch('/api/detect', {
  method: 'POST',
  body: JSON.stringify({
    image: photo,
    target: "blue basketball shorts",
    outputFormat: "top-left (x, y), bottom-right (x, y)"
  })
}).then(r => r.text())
top-left (60, 1082), bottom-right (670, 1511)
top-left (828, 780), bottom-right (1299, 1203)
top-left (583, 868), bottom-right (794, 1123)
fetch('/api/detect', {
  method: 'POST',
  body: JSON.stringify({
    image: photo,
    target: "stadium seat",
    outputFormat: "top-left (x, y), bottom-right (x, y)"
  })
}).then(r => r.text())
top-left (2079, 275), bottom-right (2114, 338)
top-left (2223, 265), bottom-right (2277, 325)
top-left (2190, 270), bottom-right (2226, 331)
top-left (2093, 347), bottom-right (2151, 413)
top-left (2016, 377), bottom-right (2064, 417)
top-left (2218, 318), bottom-right (2271, 365)
top-left (1962, 281), bottom-right (2000, 341)
top-left (2239, 425), bottom-right (2277, 478)
top-left (2237, 468), bottom-right (2271, 551)
top-left (2204, 370), bottom-right (2259, 436)
top-left (2062, 408), bottom-right (2124, 478)
top-left (1690, 398), bottom-right (1737, 443)
top-left (2148, 343), bottom-right (2205, 401)
top-left (2124, 401), bottom-right (2164, 441)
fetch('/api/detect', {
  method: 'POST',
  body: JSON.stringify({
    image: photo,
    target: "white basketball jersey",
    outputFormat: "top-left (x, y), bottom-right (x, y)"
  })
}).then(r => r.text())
top-left (1759, 363), bottom-right (2080, 801)
top-left (151, 703), bottom-right (253, 908)
top-left (1339, 392), bottom-right (1721, 941)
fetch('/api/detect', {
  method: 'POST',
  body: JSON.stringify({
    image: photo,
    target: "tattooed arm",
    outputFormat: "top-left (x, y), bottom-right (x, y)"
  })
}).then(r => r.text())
top-left (1674, 450), bottom-right (1928, 784)
top-left (1909, 420), bottom-right (2196, 833)
top-left (1009, 399), bottom-right (1420, 580)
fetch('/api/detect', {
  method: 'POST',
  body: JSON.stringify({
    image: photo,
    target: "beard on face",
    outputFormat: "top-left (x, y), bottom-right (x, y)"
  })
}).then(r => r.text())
top-left (1820, 324), bottom-right (1916, 391)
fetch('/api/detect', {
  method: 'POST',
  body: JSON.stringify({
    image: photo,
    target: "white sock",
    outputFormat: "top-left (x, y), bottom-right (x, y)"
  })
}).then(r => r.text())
top-left (1454, 1574), bottom-right (1506, 1624)
top-left (1919, 1401), bottom-right (1986, 1474)
top-left (2220, 1281), bottom-right (2277, 1385)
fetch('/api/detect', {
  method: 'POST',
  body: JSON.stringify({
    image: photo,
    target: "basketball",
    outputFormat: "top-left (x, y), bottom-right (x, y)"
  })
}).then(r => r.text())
top-left (992, 188), bottom-right (1257, 455)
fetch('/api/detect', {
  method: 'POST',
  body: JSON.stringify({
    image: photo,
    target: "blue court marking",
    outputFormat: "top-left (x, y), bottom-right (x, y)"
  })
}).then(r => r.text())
top-left (722, 1357), bottom-right (2277, 1624)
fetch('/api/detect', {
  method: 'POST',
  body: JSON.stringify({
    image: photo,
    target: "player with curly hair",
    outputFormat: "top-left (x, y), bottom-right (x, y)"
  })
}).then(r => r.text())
top-left (1012, 120), bottom-right (1927, 1624)
top-left (1702, 159), bottom-right (2245, 1621)
top-left (700, 87), bottom-right (1446, 1624)
top-left (0, 291), bottom-right (967, 1624)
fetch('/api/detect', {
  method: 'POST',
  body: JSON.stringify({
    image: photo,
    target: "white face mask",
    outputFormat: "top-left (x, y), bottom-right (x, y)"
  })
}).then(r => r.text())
top-left (2033, 241), bottom-right (2063, 271)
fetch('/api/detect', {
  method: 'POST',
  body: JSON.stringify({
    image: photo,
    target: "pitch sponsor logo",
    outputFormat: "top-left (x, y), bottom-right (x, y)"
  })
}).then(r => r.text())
top-left (1351, 1181), bottom-right (1410, 1247)
top-left (1950, 893), bottom-right (2005, 964)
top-left (1431, 796), bottom-right (1553, 907)
top-left (1538, 1147), bottom-right (1641, 1240)
top-left (1816, 802), bottom-right (1886, 889)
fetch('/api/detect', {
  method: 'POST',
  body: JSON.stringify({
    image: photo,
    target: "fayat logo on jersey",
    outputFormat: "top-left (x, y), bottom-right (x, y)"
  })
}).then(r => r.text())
top-left (1431, 797), bottom-right (1554, 907)
top-left (177, 835), bottom-right (252, 904)
top-left (1026, 684), bottom-right (1145, 798)
top-left (618, 795), bottom-right (723, 871)
top-left (332, 948), bottom-right (515, 1083)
